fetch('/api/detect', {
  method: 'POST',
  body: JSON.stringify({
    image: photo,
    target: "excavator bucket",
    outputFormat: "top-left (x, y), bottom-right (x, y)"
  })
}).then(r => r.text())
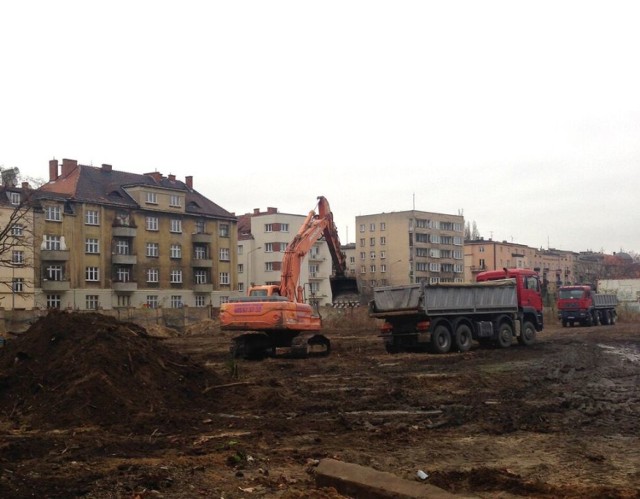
top-left (330, 276), bottom-right (361, 307)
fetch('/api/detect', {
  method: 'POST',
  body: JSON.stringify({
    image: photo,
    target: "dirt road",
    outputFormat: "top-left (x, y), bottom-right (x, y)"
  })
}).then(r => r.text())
top-left (0, 311), bottom-right (638, 498)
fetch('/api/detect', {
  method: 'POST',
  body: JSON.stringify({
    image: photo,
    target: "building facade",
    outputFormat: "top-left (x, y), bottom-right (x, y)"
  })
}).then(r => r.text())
top-left (34, 159), bottom-right (237, 310)
top-left (236, 207), bottom-right (335, 306)
top-left (0, 177), bottom-right (36, 310)
top-left (355, 210), bottom-right (465, 293)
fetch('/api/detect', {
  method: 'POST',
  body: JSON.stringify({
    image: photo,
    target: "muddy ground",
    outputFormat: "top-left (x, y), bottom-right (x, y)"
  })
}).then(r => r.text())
top-left (0, 309), bottom-right (638, 498)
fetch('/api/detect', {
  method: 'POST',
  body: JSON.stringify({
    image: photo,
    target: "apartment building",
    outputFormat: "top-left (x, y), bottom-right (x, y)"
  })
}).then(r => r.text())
top-left (236, 207), bottom-right (334, 306)
top-left (34, 159), bottom-right (237, 310)
top-left (355, 210), bottom-right (465, 292)
top-left (0, 175), bottom-right (35, 310)
top-left (464, 238), bottom-right (578, 292)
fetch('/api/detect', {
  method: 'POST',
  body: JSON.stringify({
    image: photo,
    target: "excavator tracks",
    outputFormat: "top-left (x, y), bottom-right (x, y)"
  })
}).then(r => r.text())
top-left (231, 332), bottom-right (331, 360)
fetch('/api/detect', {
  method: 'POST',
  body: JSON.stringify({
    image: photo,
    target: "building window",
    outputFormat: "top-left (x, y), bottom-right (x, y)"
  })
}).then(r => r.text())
top-left (146, 242), bottom-right (159, 257)
top-left (12, 278), bottom-right (24, 293)
top-left (380, 222), bottom-right (386, 231)
top-left (370, 251), bottom-right (376, 259)
top-left (195, 295), bottom-right (206, 307)
top-left (309, 264), bottom-right (319, 277)
top-left (194, 270), bottom-right (208, 284)
top-left (265, 243), bottom-right (273, 253)
top-left (86, 238), bottom-right (100, 254)
top-left (45, 206), bottom-right (62, 221)
top-left (169, 219), bottom-right (182, 233)
top-left (45, 265), bottom-right (63, 281)
top-left (219, 272), bottom-right (230, 285)
top-left (170, 269), bottom-right (183, 283)
top-left (85, 267), bottom-right (99, 281)
top-left (85, 209), bottom-right (99, 225)
top-left (380, 250), bottom-right (386, 259)
top-left (44, 235), bottom-right (62, 250)
top-left (370, 223), bottom-right (375, 232)
top-left (264, 224), bottom-right (273, 233)
top-left (86, 295), bottom-right (99, 310)
top-left (430, 262), bottom-right (441, 272)
top-left (115, 240), bottom-right (130, 255)
top-left (9, 192), bottom-right (20, 205)
top-left (146, 192), bottom-right (158, 204)
top-left (12, 250), bottom-right (24, 264)
top-left (170, 295), bottom-right (183, 308)
top-left (359, 238), bottom-right (365, 247)
top-left (146, 295), bottom-right (159, 308)
top-left (195, 220), bottom-right (206, 234)
top-left (237, 263), bottom-right (244, 274)
top-left (11, 224), bottom-right (23, 237)
top-left (219, 248), bottom-right (230, 261)
top-left (146, 216), bottom-right (159, 231)
top-left (370, 264), bottom-right (376, 272)
top-left (381, 264), bottom-right (387, 273)
top-left (454, 236), bottom-right (463, 245)
top-left (359, 224), bottom-right (365, 233)
top-left (238, 282), bottom-right (245, 293)
top-left (116, 267), bottom-right (131, 282)
top-left (370, 237), bottom-right (375, 246)
top-left (360, 265), bottom-right (366, 274)
top-left (117, 295), bottom-right (131, 307)
top-left (237, 245), bottom-right (244, 255)
top-left (46, 294), bottom-right (61, 309)
top-left (280, 223), bottom-right (289, 232)
top-left (194, 246), bottom-right (207, 259)
top-left (380, 237), bottom-right (386, 246)
top-left (219, 223), bottom-right (230, 237)
top-left (265, 262), bottom-right (274, 271)
top-left (147, 268), bottom-right (159, 283)
top-left (169, 194), bottom-right (182, 208)
top-left (170, 244), bottom-right (182, 259)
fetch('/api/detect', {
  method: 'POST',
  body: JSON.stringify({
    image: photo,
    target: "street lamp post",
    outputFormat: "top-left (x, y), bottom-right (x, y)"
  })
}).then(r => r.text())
top-left (246, 246), bottom-right (262, 292)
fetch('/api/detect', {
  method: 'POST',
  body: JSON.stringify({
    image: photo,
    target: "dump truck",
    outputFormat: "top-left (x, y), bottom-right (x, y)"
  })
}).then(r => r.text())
top-left (557, 285), bottom-right (618, 327)
top-left (369, 268), bottom-right (543, 353)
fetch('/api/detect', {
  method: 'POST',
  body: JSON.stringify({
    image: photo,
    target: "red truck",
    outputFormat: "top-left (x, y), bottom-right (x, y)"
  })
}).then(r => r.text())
top-left (369, 268), bottom-right (544, 354)
top-left (556, 285), bottom-right (618, 327)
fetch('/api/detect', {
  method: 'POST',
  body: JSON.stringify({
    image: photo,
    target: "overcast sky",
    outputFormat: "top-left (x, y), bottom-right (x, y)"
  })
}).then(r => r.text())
top-left (2, 1), bottom-right (639, 253)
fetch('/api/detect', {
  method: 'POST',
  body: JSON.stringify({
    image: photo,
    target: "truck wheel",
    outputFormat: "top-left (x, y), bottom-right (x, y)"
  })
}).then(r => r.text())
top-left (518, 321), bottom-right (536, 346)
top-left (496, 323), bottom-right (513, 348)
top-left (431, 325), bottom-right (452, 354)
top-left (601, 311), bottom-right (609, 325)
top-left (562, 320), bottom-right (568, 328)
top-left (453, 324), bottom-right (473, 352)
top-left (610, 311), bottom-right (616, 325)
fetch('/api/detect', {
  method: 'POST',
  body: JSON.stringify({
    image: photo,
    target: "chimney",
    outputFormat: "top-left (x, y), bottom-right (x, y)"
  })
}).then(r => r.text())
top-left (267, 207), bottom-right (278, 214)
top-left (185, 175), bottom-right (193, 189)
top-left (61, 158), bottom-right (78, 177)
top-left (168, 174), bottom-right (176, 182)
top-left (21, 181), bottom-right (30, 190)
top-left (49, 159), bottom-right (59, 181)
top-left (253, 208), bottom-right (260, 215)
top-left (145, 171), bottom-right (163, 182)
top-left (101, 164), bottom-right (112, 172)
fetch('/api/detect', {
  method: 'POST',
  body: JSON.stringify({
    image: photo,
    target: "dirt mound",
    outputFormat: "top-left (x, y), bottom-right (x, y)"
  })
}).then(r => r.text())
top-left (0, 311), bottom-right (223, 430)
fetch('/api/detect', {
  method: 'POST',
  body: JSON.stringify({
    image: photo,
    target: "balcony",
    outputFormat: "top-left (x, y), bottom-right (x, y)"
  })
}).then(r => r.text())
top-left (112, 254), bottom-right (137, 265)
top-left (112, 226), bottom-right (137, 237)
top-left (192, 233), bottom-right (211, 243)
top-left (41, 279), bottom-right (70, 291)
top-left (193, 283), bottom-right (213, 292)
top-left (41, 249), bottom-right (70, 261)
top-left (113, 281), bottom-right (138, 292)
top-left (308, 272), bottom-right (324, 280)
top-left (192, 258), bottom-right (213, 268)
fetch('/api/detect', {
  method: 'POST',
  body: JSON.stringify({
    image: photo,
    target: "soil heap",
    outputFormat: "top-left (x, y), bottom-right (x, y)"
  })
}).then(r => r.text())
top-left (0, 311), bottom-right (223, 430)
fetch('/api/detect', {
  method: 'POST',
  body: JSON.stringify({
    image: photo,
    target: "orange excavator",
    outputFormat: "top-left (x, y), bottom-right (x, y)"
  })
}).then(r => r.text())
top-left (220, 196), bottom-right (360, 359)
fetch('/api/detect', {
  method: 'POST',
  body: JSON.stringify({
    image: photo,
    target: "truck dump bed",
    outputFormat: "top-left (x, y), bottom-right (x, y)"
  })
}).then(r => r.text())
top-left (593, 294), bottom-right (618, 308)
top-left (370, 279), bottom-right (518, 317)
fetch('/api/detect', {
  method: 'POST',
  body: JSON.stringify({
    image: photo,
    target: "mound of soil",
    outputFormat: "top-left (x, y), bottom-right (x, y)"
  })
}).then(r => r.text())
top-left (0, 311), bottom-right (223, 430)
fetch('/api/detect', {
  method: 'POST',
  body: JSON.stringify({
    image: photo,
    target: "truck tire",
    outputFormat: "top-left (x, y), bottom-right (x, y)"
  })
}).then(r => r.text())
top-left (453, 324), bottom-right (473, 352)
top-left (562, 320), bottom-right (568, 328)
top-left (610, 311), bottom-right (616, 325)
top-left (431, 325), bottom-right (452, 354)
top-left (601, 310), bottom-right (610, 325)
top-left (518, 321), bottom-right (536, 346)
top-left (496, 323), bottom-right (513, 348)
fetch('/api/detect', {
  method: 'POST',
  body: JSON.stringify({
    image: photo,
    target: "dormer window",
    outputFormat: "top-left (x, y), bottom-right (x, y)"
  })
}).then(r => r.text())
top-left (146, 192), bottom-right (158, 204)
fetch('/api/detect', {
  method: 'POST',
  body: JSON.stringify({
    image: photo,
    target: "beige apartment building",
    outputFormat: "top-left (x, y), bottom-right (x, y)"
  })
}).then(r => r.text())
top-left (0, 177), bottom-right (36, 310)
top-left (33, 159), bottom-right (237, 310)
top-left (355, 210), bottom-right (465, 293)
top-left (464, 238), bottom-right (578, 292)
top-left (236, 207), bottom-right (335, 306)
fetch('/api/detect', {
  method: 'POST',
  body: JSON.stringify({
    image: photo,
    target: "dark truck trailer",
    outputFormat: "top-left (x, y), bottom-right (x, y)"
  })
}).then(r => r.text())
top-left (557, 285), bottom-right (618, 327)
top-left (369, 268), bottom-right (543, 354)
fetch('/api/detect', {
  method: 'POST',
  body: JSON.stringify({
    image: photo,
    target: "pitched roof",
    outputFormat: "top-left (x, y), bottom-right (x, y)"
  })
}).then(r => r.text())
top-left (39, 163), bottom-right (236, 220)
